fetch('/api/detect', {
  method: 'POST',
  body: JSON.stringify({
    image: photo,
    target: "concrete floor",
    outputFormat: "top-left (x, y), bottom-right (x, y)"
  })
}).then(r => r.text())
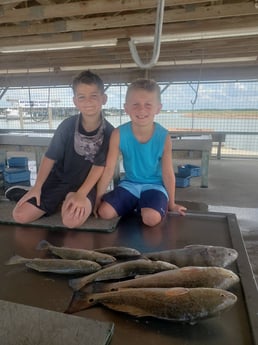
top-left (174, 157), bottom-right (258, 286)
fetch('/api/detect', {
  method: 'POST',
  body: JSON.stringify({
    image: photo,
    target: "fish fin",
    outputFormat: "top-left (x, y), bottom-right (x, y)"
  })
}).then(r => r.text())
top-left (102, 303), bottom-right (153, 318)
top-left (134, 274), bottom-right (151, 279)
top-left (36, 239), bottom-right (50, 250)
top-left (5, 255), bottom-right (28, 265)
top-left (184, 244), bottom-right (206, 249)
top-left (140, 255), bottom-right (152, 261)
top-left (64, 291), bottom-right (95, 314)
top-left (166, 287), bottom-right (189, 297)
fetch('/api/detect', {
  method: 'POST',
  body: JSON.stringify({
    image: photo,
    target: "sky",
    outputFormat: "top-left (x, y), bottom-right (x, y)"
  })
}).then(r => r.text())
top-left (1, 80), bottom-right (258, 111)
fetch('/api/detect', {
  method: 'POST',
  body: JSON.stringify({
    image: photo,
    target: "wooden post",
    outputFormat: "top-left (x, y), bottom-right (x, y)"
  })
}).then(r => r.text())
top-left (48, 107), bottom-right (53, 129)
top-left (18, 107), bottom-right (24, 129)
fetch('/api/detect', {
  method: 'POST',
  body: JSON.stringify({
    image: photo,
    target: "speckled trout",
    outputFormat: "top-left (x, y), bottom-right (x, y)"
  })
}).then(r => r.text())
top-left (6, 255), bottom-right (102, 275)
top-left (37, 240), bottom-right (116, 265)
top-left (94, 246), bottom-right (141, 259)
top-left (102, 266), bottom-right (239, 291)
top-left (69, 259), bottom-right (178, 291)
top-left (145, 245), bottom-right (238, 267)
top-left (66, 287), bottom-right (237, 324)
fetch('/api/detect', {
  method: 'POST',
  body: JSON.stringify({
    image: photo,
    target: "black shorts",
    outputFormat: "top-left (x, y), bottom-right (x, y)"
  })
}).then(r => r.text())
top-left (27, 172), bottom-right (96, 216)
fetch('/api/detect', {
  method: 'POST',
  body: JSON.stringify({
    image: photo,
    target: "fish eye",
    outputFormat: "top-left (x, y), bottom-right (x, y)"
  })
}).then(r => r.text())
top-left (89, 298), bottom-right (95, 302)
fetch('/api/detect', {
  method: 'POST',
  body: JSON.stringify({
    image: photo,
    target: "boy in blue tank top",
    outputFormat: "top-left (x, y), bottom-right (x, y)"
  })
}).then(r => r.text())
top-left (95, 78), bottom-right (186, 227)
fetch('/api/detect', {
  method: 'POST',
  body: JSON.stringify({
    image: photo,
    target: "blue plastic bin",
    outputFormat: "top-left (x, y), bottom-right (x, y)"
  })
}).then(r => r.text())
top-left (8, 157), bottom-right (28, 168)
top-left (3, 168), bottom-right (30, 183)
top-left (178, 164), bottom-right (201, 177)
top-left (175, 173), bottom-right (191, 188)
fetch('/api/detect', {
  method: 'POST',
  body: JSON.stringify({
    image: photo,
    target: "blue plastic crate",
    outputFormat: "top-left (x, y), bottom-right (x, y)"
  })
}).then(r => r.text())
top-left (3, 168), bottom-right (30, 183)
top-left (178, 164), bottom-right (201, 177)
top-left (0, 162), bottom-right (4, 173)
top-left (8, 157), bottom-right (28, 168)
top-left (175, 173), bottom-right (191, 188)
top-left (3, 180), bottom-right (31, 191)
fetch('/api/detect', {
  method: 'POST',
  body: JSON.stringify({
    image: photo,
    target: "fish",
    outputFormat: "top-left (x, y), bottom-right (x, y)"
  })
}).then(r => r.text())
top-left (145, 244), bottom-right (238, 267)
top-left (94, 246), bottom-right (141, 259)
top-left (6, 255), bottom-right (102, 275)
top-left (69, 259), bottom-right (178, 291)
top-left (65, 287), bottom-right (237, 324)
top-left (36, 240), bottom-right (116, 265)
top-left (101, 266), bottom-right (239, 291)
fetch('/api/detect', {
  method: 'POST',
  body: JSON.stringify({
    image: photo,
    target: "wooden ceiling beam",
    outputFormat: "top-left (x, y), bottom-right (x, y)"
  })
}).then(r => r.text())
top-left (0, 0), bottom-right (222, 24)
top-left (0, 14), bottom-right (258, 47)
top-left (0, 2), bottom-right (258, 38)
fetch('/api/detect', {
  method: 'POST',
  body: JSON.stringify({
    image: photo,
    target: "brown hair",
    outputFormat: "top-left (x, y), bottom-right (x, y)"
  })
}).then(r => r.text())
top-left (72, 70), bottom-right (105, 95)
top-left (126, 78), bottom-right (161, 102)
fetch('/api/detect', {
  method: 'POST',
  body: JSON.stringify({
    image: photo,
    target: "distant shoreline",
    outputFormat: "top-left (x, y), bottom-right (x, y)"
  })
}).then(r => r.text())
top-left (179, 110), bottom-right (258, 119)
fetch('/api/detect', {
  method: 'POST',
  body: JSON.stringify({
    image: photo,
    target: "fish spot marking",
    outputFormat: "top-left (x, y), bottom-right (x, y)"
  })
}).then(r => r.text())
top-left (166, 288), bottom-right (189, 296)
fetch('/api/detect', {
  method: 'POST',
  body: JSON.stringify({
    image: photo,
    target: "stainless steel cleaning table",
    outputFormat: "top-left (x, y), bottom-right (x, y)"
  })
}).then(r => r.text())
top-left (0, 211), bottom-right (257, 345)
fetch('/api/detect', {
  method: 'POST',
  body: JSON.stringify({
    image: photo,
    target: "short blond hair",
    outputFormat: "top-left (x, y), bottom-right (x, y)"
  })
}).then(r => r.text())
top-left (126, 78), bottom-right (161, 102)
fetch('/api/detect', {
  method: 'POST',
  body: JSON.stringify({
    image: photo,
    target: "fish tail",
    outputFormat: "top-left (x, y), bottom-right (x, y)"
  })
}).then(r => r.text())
top-left (69, 276), bottom-right (90, 291)
top-left (64, 291), bottom-right (95, 314)
top-left (36, 239), bottom-right (50, 250)
top-left (5, 255), bottom-right (28, 265)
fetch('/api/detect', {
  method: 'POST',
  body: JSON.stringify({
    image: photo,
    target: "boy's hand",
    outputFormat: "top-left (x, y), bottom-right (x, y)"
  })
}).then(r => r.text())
top-left (62, 192), bottom-right (88, 216)
top-left (93, 196), bottom-right (101, 218)
top-left (16, 186), bottom-right (42, 207)
top-left (169, 203), bottom-right (187, 216)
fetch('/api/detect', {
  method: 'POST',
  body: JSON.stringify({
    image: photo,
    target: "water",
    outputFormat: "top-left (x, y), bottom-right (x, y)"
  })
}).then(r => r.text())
top-left (1, 112), bottom-right (258, 154)
top-left (106, 113), bottom-right (258, 154)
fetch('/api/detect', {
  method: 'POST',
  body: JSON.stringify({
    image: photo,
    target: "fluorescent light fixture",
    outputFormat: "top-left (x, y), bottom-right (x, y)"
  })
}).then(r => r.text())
top-left (0, 56), bottom-right (256, 75)
top-left (60, 56), bottom-right (258, 70)
top-left (0, 39), bottom-right (117, 53)
top-left (157, 56), bottom-right (258, 65)
top-left (132, 27), bottom-right (258, 44)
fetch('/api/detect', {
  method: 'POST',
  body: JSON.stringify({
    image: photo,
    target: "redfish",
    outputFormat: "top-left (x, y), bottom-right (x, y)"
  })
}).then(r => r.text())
top-left (37, 240), bottom-right (116, 265)
top-left (66, 287), bottom-right (237, 324)
top-left (69, 259), bottom-right (178, 291)
top-left (102, 266), bottom-right (239, 291)
top-left (6, 255), bottom-right (101, 275)
top-left (145, 245), bottom-right (238, 267)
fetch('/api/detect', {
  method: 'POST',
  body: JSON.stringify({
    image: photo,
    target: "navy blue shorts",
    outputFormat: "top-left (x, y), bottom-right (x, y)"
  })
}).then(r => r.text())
top-left (102, 186), bottom-right (168, 218)
top-left (27, 172), bottom-right (96, 216)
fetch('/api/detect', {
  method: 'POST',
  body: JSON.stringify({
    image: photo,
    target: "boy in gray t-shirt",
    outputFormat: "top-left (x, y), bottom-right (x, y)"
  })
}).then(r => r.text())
top-left (6, 70), bottom-right (114, 228)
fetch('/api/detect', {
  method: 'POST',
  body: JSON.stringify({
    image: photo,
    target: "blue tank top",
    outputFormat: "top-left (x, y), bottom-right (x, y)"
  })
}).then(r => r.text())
top-left (119, 122), bottom-right (168, 184)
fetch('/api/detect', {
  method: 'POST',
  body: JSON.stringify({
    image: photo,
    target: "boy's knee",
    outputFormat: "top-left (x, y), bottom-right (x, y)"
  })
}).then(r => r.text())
top-left (12, 208), bottom-right (29, 224)
top-left (141, 209), bottom-right (162, 227)
top-left (62, 213), bottom-right (89, 229)
top-left (98, 202), bottom-right (117, 219)
top-left (62, 219), bottom-right (77, 229)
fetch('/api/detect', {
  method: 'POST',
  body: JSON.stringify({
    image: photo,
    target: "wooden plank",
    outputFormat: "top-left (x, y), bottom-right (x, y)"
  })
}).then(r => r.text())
top-left (0, 0), bottom-right (219, 24)
top-left (0, 3), bottom-right (258, 38)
